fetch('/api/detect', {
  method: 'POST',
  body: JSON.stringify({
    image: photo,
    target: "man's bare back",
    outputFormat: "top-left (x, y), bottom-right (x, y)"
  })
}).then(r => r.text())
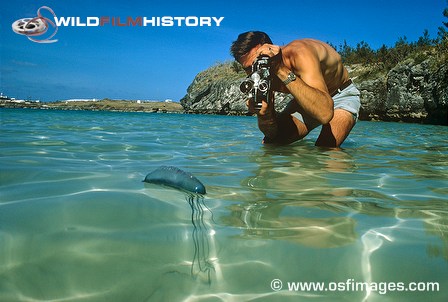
top-left (280, 39), bottom-right (350, 95)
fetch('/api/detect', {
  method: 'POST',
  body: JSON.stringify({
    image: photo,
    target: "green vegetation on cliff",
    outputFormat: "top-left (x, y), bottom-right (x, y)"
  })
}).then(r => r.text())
top-left (334, 4), bottom-right (448, 80)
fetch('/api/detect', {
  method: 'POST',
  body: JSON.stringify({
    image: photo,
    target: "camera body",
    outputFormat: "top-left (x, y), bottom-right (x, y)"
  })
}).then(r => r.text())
top-left (240, 55), bottom-right (272, 111)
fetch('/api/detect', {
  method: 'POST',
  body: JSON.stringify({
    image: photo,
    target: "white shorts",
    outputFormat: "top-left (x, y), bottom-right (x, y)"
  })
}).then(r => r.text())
top-left (291, 83), bottom-right (361, 130)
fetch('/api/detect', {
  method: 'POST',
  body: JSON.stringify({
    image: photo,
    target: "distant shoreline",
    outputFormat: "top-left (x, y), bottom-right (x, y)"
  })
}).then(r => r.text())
top-left (0, 99), bottom-right (184, 114)
top-left (0, 99), bottom-right (253, 116)
top-left (2, 99), bottom-right (446, 124)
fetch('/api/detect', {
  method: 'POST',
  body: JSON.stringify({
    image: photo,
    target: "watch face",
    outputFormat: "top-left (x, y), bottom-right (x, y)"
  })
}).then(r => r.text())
top-left (283, 72), bottom-right (296, 85)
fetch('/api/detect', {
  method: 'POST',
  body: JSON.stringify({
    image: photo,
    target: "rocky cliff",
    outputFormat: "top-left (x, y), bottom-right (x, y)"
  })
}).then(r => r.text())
top-left (180, 52), bottom-right (447, 125)
top-left (356, 53), bottom-right (448, 124)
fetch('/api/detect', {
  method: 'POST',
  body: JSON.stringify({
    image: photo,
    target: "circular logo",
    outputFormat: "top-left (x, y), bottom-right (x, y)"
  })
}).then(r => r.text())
top-left (271, 279), bottom-right (283, 291)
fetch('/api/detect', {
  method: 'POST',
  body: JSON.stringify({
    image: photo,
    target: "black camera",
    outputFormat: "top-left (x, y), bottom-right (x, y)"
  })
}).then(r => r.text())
top-left (239, 55), bottom-right (272, 111)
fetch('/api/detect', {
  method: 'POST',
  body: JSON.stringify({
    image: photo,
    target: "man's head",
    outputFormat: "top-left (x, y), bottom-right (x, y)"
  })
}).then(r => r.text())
top-left (230, 31), bottom-right (273, 62)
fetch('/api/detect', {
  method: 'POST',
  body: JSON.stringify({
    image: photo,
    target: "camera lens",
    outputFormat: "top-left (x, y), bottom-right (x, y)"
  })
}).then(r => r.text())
top-left (258, 80), bottom-right (269, 92)
top-left (240, 80), bottom-right (253, 93)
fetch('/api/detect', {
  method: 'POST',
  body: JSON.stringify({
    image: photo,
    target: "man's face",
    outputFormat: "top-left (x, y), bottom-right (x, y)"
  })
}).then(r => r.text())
top-left (238, 44), bottom-right (262, 75)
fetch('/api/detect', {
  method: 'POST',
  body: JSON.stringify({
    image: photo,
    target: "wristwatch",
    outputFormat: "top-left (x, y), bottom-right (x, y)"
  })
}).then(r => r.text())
top-left (282, 71), bottom-right (296, 85)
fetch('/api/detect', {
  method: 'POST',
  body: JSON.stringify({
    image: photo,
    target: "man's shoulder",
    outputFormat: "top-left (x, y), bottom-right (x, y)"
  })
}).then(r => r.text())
top-left (283, 39), bottom-right (336, 60)
top-left (282, 39), bottom-right (322, 60)
top-left (284, 38), bottom-right (326, 49)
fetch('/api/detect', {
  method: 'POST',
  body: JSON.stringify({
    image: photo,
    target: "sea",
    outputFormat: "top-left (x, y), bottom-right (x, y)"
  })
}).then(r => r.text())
top-left (1, 108), bottom-right (447, 302)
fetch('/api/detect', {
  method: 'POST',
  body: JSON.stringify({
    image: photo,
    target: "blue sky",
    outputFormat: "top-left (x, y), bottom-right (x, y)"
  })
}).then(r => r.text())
top-left (1, 0), bottom-right (446, 102)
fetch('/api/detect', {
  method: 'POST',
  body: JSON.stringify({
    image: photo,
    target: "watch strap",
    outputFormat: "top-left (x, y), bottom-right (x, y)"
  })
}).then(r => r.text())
top-left (282, 71), bottom-right (296, 85)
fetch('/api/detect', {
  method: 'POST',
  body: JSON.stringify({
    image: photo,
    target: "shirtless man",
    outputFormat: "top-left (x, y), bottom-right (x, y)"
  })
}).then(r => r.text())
top-left (230, 31), bottom-right (361, 147)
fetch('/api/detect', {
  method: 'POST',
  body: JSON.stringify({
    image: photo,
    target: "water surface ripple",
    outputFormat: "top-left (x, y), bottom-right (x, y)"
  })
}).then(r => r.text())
top-left (1, 109), bottom-right (447, 301)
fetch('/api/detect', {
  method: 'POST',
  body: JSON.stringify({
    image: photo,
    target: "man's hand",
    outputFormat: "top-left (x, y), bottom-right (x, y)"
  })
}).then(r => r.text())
top-left (256, 44), bottom-right (284, 73)
top-left (246, 88), bottom-right (276, 116)
top-left (246, 98), bottom-right (269, 115)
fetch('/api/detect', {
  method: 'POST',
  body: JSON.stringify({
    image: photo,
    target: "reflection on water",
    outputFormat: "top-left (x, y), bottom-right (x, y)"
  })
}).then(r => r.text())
top-left (231, 138), bottom-right (448, 249)
top-left (222, 201), bottom-right (357, 248)
top-left (222, 146), bottom-right (359, 248)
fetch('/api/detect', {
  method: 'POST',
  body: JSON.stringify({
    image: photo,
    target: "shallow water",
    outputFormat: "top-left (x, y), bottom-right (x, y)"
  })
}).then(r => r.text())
top-left (1, 108), bottom-right (447, 301)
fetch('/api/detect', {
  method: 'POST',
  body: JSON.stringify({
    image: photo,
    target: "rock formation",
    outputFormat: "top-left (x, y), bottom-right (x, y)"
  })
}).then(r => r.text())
top-left (180, 53), bottom-right (447, 125)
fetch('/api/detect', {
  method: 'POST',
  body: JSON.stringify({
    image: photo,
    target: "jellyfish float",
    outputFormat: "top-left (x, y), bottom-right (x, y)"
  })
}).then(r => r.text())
top-left (143, 166), bottom-right (219, 284)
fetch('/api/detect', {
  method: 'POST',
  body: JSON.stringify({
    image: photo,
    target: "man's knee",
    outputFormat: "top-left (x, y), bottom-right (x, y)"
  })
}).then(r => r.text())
top-left (316, 109), bottom-right (356, 147)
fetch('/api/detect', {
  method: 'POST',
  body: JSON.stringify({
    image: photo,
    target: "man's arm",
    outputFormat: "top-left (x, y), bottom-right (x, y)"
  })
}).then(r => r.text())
top-left (276, 48), bottom-right (334, 125)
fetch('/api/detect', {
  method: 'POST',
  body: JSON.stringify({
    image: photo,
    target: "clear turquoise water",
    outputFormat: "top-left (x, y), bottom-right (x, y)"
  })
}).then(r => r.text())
top-left (0, 108), bottom-right (447, 302)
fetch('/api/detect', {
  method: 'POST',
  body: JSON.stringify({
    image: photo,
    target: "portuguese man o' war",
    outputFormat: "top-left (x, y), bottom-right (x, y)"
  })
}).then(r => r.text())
top-left (143, 166), bottom-right (206, 194)
top-left (143, 166), bottom-right (219, 284)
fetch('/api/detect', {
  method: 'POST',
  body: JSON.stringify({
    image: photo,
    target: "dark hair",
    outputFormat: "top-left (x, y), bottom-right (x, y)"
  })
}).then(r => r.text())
top-left (230, 31), bottom-right (273, 61)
